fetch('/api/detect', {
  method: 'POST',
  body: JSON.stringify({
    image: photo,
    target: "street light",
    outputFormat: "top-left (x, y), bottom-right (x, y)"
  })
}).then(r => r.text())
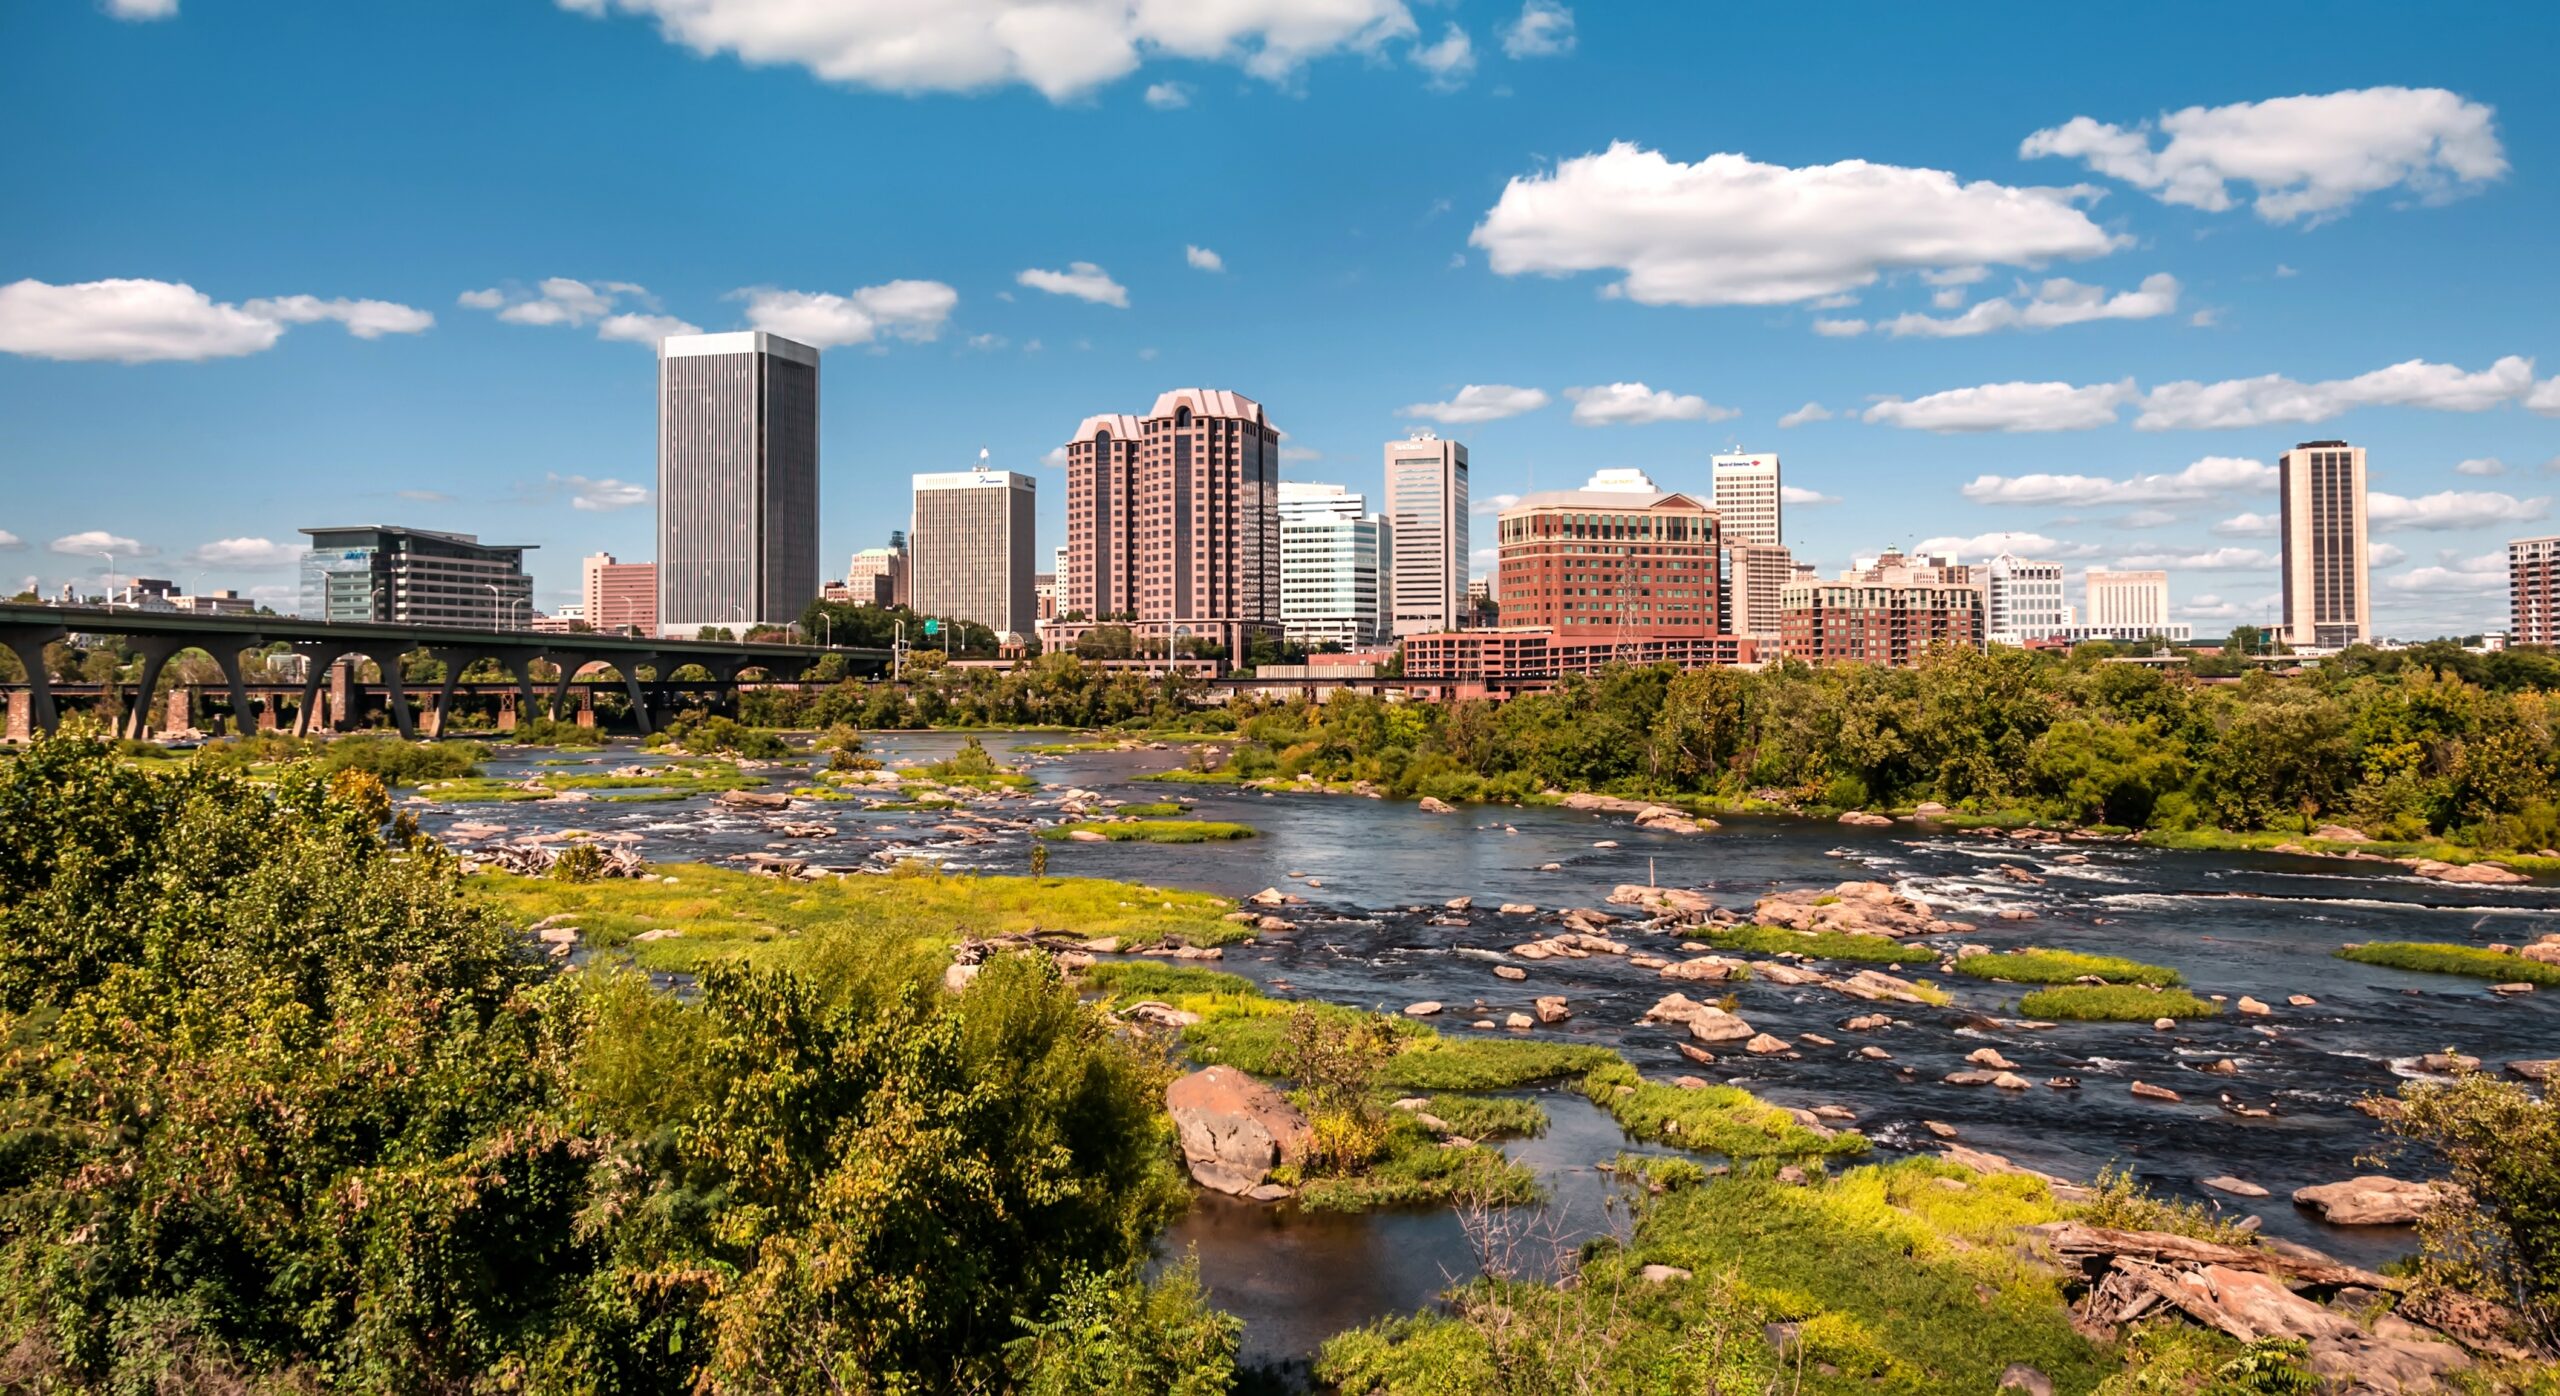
top-left (485, 583), bottom-right (502, 631)
top-left (99, 550), bottom-right (117, 609)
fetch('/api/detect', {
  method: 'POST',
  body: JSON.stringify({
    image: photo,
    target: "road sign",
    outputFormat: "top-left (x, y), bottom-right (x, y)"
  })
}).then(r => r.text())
top-left (923, 619), bottom-right (940, 636)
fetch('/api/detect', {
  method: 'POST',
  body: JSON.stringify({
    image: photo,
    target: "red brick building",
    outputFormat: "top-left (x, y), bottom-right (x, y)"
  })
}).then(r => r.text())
top-left (581, 553), bottom-right (658, 637)
top-left (1780, 553), bottom-right (1984, 666)
top-left (1050, 389), bottom-right (1281, 659)
top-left (1401, 629), bottom-right (1758, 697)
top-left (1493, 486), bottom-right (1721, 637)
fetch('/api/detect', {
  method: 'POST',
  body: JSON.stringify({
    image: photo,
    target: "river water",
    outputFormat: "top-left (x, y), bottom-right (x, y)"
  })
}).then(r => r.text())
top-left (412, 732), bottom-right (2560, 1379)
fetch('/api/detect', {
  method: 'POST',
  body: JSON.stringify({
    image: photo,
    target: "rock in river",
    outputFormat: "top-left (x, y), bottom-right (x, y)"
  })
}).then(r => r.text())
top-left (2407, 858), bottom-right (2527, 884)
top-left (1418, 796), bottom-right (1456, 814)
top-left (2292, 1176), bottom-right (2449, 1226)
top-left (1166, 1066), bottom-right (1311, 1198)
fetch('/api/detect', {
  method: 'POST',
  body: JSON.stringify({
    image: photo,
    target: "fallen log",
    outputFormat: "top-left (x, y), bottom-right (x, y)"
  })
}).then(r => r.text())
top-left (2022, 1221), bottom-right (2394, 1290)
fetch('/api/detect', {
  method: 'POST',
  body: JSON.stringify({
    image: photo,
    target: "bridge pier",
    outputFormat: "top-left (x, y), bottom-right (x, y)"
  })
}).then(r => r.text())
top-left (6, 689), bottom-right (29, 743)
top-left (358, 644), bottom-right (419, 739)
top-left (1, 622), bottom-right (68, 737)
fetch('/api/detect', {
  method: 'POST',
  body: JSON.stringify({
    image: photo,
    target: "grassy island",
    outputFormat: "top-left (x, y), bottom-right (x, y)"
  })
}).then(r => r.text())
top-left (2336, 941), bottom-right (2560, 987)
top-left (1954, 947), bottom-right (2185, 987)
top-left (1039, 819), bottom-right (1255, 843)
top-left (1682, 924), bottom-right (1917, 963)
top-left (2019, 984), bottom-right (2221, 1021)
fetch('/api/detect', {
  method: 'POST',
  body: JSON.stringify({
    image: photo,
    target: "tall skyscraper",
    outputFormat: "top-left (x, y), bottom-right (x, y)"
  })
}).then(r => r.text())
top-left (2085, 569), bottom-right (2171, 634)
top-left (2511, 536), bottom-right (2560, 646)
top-left (1278, 482), bottom-right (1388, 648)
top-left (911, 464), bottom-right (1037, 638)
top-left (2279, 439), bottom-right (2371, 649)
top-left (1983, 553), bottom-right (2067, 645)
top-left (581, 552), bottom-right (659, 636)
top-left (1725, 541), bottom-right (1795, 642)
top-left (1056, 389), bottom-right (1282, 657)
top-left (656, 331), bottom-right (820, 636)
top-left (1711, 451), bottom-right (1782, 547)
top-left (1386, 432), bottom-right (1468, 637)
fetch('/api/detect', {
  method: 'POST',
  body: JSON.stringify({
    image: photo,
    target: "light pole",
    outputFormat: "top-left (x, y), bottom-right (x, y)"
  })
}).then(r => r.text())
top-left (99, 551), bottom-right (117, 609)
top-left (893, 619), bottom-right (905, 680)
top-left (510, 597), bottom-right (531, 628)
top-left (485, 583), bottom-right (502, 631)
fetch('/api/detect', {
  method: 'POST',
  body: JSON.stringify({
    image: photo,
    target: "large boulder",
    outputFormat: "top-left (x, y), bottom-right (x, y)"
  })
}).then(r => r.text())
top-left (1756, 881), bottom-right (1957, 939)
top-left (716, 789), bottom-right (792, 810)
top-left (1641, 993), bottom-right (1755, 1043)
top-left (2292, 1176), bottom-right (2449, 1226)
top-left (1607, 884), bottom-right (1715, 916)
top-left (2407, 859), bottom-right (2528, 885)
top-left (1166, 1066), bottom-right (1311, 1198)
top-left (1418, 796), bottom-right (1457, 814)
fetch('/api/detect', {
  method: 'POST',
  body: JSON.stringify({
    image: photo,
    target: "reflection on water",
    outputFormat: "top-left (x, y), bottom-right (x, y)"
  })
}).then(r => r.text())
top-left (416, 731), bottom-right (2560, 1375)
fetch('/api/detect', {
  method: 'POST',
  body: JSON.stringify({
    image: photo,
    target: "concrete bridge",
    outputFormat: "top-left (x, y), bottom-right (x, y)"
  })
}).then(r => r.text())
top-left (0, 603), bottom-right (888, 740)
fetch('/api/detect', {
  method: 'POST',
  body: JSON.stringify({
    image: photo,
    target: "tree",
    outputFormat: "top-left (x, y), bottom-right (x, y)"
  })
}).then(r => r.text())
top-left (2381, 1071), bottom-right (2560, 1354)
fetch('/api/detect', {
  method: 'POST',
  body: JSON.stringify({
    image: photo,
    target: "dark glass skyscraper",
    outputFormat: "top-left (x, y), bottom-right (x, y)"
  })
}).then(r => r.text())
top-left (657, 331), bottom-right (820, 635)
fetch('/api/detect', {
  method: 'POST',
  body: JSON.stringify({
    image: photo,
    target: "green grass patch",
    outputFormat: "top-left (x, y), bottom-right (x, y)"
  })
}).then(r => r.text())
top-left (2335, 941), bottom-right (2560, 987)
top-left (1580, 1059), bottom-right (1866, 1160)
top-left (1016, 740), bottom-right (1126, 756)
top-left (1954, 947), bottom-right (2184, 987)
top-left (1684, 924), bottom-right (1915, 963)
top-left (1317, 1156), bottom-right (2108, 1394)
top-left (1136, 768), bottom-right (1247, 785)
top-left (467, 862), bottom-right (1246, 973)
top-left (417, 777), bottom-right (556, 803)
top-left (2017, 984), bottom-right (2221, 1021)
top-left (1288, 1125), bottom-right (1539, 1213)
top-left (1039, 820), bottom-right (1255, 844)
top-left (1184, 1009), bottom-right (1612, 1091)
top-left (1412, 1094), bottom-right (1547, 1140)
top-left (2143, 827), bottom-right (2560, 875)
top-left (1111, 801), bottom-right (1188, 817)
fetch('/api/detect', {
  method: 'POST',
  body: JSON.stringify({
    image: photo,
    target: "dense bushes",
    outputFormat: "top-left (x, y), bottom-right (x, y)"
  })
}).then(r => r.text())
top-left (0, 737), bottom-right (1192, 1392)
top-left (1163, 643), bottom-right (2560, 848)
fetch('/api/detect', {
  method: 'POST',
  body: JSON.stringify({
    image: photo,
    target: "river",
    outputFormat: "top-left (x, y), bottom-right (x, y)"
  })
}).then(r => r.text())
top-left (411, 731), bottom-right (2560, 1380)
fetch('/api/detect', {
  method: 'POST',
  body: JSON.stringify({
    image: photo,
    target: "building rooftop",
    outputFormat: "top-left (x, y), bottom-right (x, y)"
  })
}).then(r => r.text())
top-left (1504, 487), bottom-right (1705, 514)
top-left (300, 525), bottom-right (537, 551)
top-left (1148, 387), bottom-right (1267, 423)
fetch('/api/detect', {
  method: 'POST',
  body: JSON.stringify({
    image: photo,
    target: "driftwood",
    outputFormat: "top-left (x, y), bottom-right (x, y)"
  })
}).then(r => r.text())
top-left (2023, 1221), bottom-right (2394, 1290)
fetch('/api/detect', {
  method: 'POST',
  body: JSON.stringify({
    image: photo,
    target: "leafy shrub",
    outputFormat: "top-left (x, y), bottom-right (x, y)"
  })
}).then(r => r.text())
top-left (319, 733), bottom-right (484, 785)
top-left (550, 842), bottom-right (607, 882)
top-left (508, 716), bottom-right (606, 748)
top-left (658, 713), bottom-right (788, 759)
top-left (1003, 1262), bottom-right (1240, 1396)
top-left (2380, 1070), bottom-right (2560, 1351)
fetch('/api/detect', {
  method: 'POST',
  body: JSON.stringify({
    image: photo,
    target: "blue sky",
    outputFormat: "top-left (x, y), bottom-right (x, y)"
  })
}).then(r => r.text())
top-left (4, 0), bottom-right (2558, 636)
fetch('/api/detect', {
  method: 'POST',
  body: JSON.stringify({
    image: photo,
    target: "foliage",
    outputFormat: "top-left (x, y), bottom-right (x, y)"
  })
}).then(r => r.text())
top-left (0, 737), bottom-right (1207, 1392)
top-left (550, 841), bottom-right (608, 882)
top-left (316, 732), bottom-right (484, 785)
top-left (1002, 1261), bottom-right (1241, 1396)
top-left (1039, 820), bottom-right (1257, 843)
top-left (2338, 942), bottom-right (2560, 988)
top-left (507, 716), bottom-right (608, 747)
top-left (1113, 801), bottom-right (1187, 816)
top-left (2071, 1164), bottom-right (2257, 1245)
top-left (1278, 1005), bottom-right (1401, 1174)
top-left (2018, 985), bottom-right (2222, 1021)
top-left (1955, 947), bottom-right (2186, 987)
top-left (656, 713), bottom-right (789, 759)
top-left (815, 722), bottom-right (882, 771)
top-left (2379, 1070), bottom-right (2560, 1352)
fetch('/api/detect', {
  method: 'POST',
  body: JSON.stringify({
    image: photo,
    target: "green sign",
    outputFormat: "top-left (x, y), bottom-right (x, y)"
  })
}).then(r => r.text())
top-left (922, 619), bottom-right (940, 636)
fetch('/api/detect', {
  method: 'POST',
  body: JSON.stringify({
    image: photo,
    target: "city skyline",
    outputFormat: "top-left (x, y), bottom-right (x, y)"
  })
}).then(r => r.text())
top-left (5, 4), bottom-right (2559, 640)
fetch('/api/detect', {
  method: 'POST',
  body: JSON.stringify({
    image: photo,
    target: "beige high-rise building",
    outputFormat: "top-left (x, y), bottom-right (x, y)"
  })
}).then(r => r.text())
top-left (2084, 570), bottom-right (2169, 633)
top-left (911, 465), bottom-right (1037, 638)
top-left (2511, 536), bottom-right (2560, 646)
top-left (1054, 389), bottom-right (1282, 657)
top-left (2280, 439), bottom-right (2371, 649)
top-left (581, 551), bottom-right (658, 636)
top-left (1386, 432), bottom-right (1468, 636)
top-left (1711, 452), bottom-right (1782, 547)
top-left (1725, 541), bottom-right (1794, 642)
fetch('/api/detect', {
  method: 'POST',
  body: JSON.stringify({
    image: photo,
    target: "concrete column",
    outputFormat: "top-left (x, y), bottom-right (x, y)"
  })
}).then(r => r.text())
top-left (328, 656), bottom-right (356, 733)
top-left (214, 645), bottom-right (253, 740)
top-left (290, 647), bottom-right (351, 738)
top-left (164, 684), bottom-right (194, 737)
top-left (363, 646), bottom-right (417, 739)
top-left (124, 636), bottom-right (192, 741)
top-left (620, 654), bottom-right (661, 735)
top-left (6, 690), bottom-right (29, 743)
top-left (427, 649), bottom-right (481, 738)
top-left (574, 685), bottom-right (596, 729)
top-left (497, 690), bottom-right (519, 733)
top-left (543, 653), bottom-right (589, 722)
top-left (0, 625), bottom-right (66, 736)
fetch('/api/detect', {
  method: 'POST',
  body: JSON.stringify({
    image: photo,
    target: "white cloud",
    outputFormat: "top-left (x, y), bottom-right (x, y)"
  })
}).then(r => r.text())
top-left (1471, 492), bottom-right (1524, 516)
top-left (51, 530), bottom-right (155, 559)
top-left (2022, 86), bottom-right (2506, 224)
top-left (1017, 262), bottom-right (1129, 307)
top-left (1400, 384), bottom-right (1550, 424)
top-left (396, 489), bottom-right (453, 503)
top-left (1501, 0), bottom-right (1574, 58)
top-left (598, 312), bottom-right (702, 343)
top-left (2114, 547), bottom-right (2279, 571)
top-left (106, 0), bottom-right (177, 19)
top-left (0, 531), bottom-right (23, 551)
top-left (1411, 23), bottom-right (1474, 91)
top-left (2213, 511), bottom-right (2278, 537)
top-left (1471, 142), bottom-right (2121, 307)
top-left (0, 278), bottom-right (429, 363)
top-left (2368, 489), bottom-right (2548, 533)
top-left (965, 332), bottom-right (1009, 351)
top-left (1864, 378), bottom-right (2136, 434)
top-left (2455, 457), bottom-right (2506, 477)
top-left (549, 474), bottom-right (651, 512)
top-left (2388, 552), bottom-right (2506, 594)
top-left (2528, 376), bottom-right (2560, 416)
top-left (1564, 381), bottom-right (1736, 426)
top-left (1811, 318), bottom-right (1867, 337)
top-left (2120, 508), bottom-right (2179, 528)
top-left (1860, 272), bottom-right (2180, 338)
top-left (555, 0), bottom-right (1419, 101)
top-left (185, 537), bottom-right (300, 569)
top-left (740, 281), bottom-right (959, 346)
top-left (1964, 455), bottom-right (2274, 507)
top-left (2136, 355), bottom-right (2534, 430)
top-left (1041, 445), bottom-right (1069, 468)
top-left (1279, 444), bottom-right (1323, 463)
top-left (1185, 245), bottom-right (1225, 273)
top-left (464, 278), bottom-right (705, 345)
top-left (1777, 402), bottom-right (1833, 428)
top-left (1144, 81), bottom-right (1190, 109)
top-left (1915, 531), bottom-right (2100, 561)
top-left (1780, 485), bottom-right (1839, 507)
top-left (2373, 542), bottom-right (2408, 567)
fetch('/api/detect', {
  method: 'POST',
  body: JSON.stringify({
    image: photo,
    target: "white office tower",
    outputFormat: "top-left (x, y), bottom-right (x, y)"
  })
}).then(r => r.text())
top-left (1984, 553), bottom-right (2068, 645)
top-left (2085, 570), bottom-right (2171, 634)
top-left (1278, 482), bottom-right (1389, 648)
top-left (1725, 542), bottom-right (1794, 642)
top-left (2279, 440), bottom-right (2372, 649)
top-left (1385, 432), bottom-right (1467, 636)
top-left (1711, 451), bottom-right (1782, 547)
